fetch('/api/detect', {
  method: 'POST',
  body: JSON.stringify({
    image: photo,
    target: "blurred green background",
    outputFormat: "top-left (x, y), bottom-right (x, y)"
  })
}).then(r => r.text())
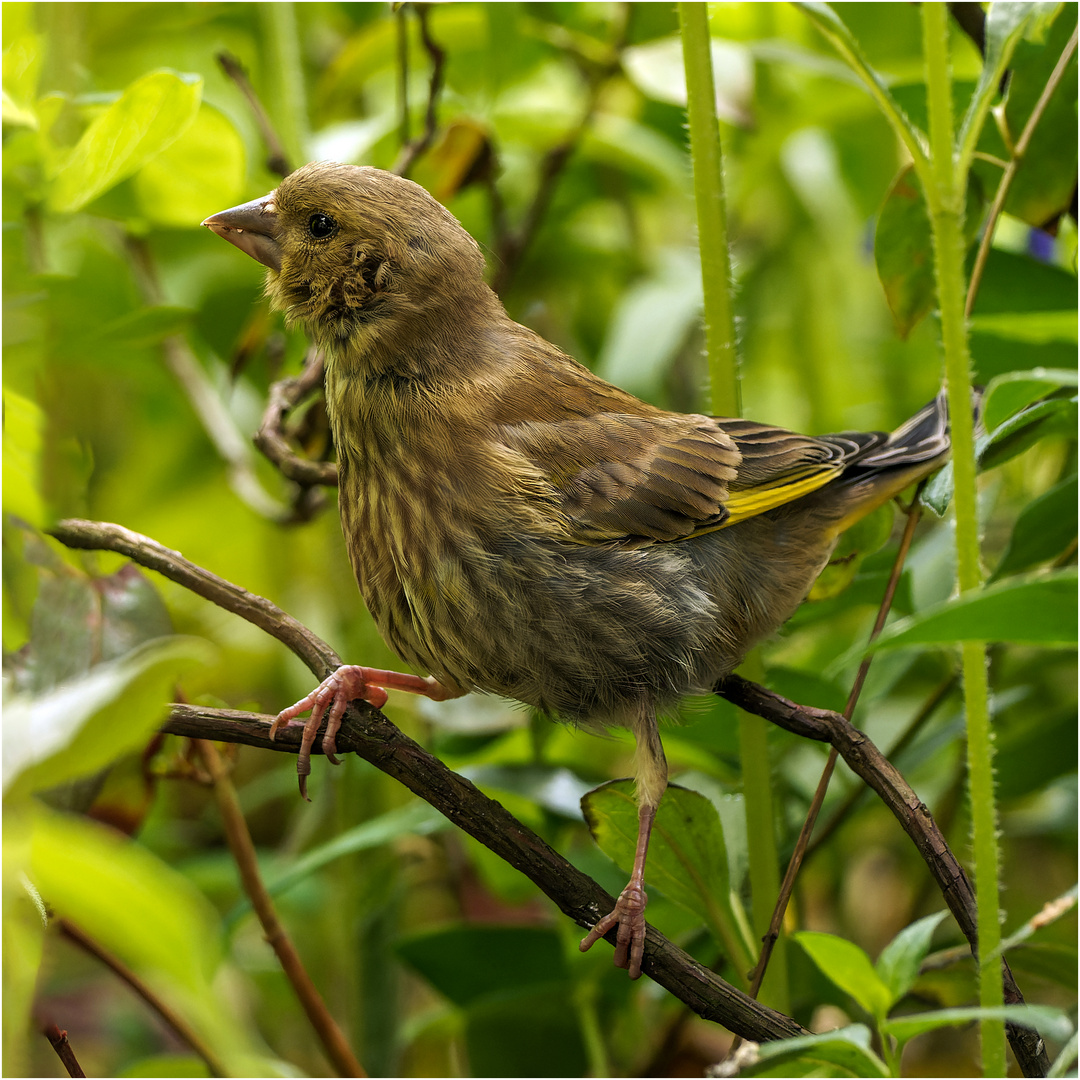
top-left (3, 3), bottom-right (1076, 1076)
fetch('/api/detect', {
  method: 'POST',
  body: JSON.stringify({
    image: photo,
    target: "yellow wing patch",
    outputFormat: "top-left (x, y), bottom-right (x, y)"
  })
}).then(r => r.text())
top-left (695, 464), bottom-right (842, 536)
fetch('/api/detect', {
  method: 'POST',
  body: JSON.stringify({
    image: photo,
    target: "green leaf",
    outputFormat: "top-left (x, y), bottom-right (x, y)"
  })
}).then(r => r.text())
top-left (869, 570), bottom-right (1077, 650)
top-left (979, 395), bottom-right (1078, 473)
top-left (874, 166), bottom-right (982, 337)
top-left (2, 636), bottom-right (211, 802)
top-left (23, 803), bottom-right (257, 1075)
top-left (969, 249), bottom-right (1079, 315)
top-left (797, 2), bottom-right (929, 176)
top-left (881, 1003), bottom-right (1074, 1044)
top-left (464, 987), bottom-right (588, 1078)
top-left (874, 168), bottom-right (934, 338)
top-left (88, 306), bottom-right (193, 349)
top-left (116, 1054), bottom-right (210, 1077)
top-left (582, 779), bottom-right (753, 973)
top-left (395, 924), bottom-right (568, 1007)
top-left (1, 388), bottom-right (45, 527)
top-left (2, 821), bottom-right (47, 1078)
top-left (794, 931), bottom-right (894, 1021)
top-left (956, 3), bottom-right (1038, 172)
top-left (983, 368), bottom-right (1079, 432)
top-left (971, 312), bottom-right (1079, 346)
top-left (134, 103), bottom-right (246, 229)
top-left (48, 70), bottom-right (202, 213)
top-left (1001, 6), bottom-right (1079, 227)
top-left (874, 911), bottom-right (948, 1004)
top-left (231, 801), bottom-right (449, 920)
top-left (744, 1025), bottom-right (889, 1078)
top-left (991, 474), bottom-right (1078, 581)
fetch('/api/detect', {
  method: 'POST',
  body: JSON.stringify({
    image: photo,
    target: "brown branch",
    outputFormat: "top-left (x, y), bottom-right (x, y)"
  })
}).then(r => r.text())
top-left (392, 4), bottom-right (447, 177)
top-left (58, 919), bottom-right (228, 1077)
top-left (713, 676), bottom-right (1049, 1078)
top-left (804, 673), bottom-right (956, 859)
top-left (192, 740), bottom-right (366, 1077)
top-left (966, 26), bottom-right (1079, 317)
top-left (48, 518), bottom-right (1047, 1072)
top-left (41, 1021), bottom-right (85, 1078)
top-left (165, 705), bottom-right (804, 1043)
top-left (217, 51), bottom-right (291, 177)
top-left (49, 518), bottom-right (803, 1044)
top-left (253, 351), bottom-right (338, 489)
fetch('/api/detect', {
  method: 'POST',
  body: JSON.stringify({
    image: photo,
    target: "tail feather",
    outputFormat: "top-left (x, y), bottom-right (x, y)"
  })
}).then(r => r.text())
top-left (821, 391), bottom-right (961, 534)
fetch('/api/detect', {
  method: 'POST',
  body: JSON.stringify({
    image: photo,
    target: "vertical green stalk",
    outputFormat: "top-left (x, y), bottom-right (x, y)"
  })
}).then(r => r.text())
top-left (921, 5), bottom-right (1004, 1075)
top-left (678, 2), bottom-right (739, 417)
top-left (679, 2), bottom-right (786, 1009)
top-left (261, 2), bottom-right (309, 166)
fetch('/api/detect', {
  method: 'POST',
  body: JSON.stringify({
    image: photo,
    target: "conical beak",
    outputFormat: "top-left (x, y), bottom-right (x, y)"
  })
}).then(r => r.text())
top-left (202, 194), bottom-right (282, 272)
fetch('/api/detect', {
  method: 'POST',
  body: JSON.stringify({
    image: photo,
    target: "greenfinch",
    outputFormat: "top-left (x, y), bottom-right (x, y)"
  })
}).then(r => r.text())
top-left (204, 162), bottom-right (949, 979)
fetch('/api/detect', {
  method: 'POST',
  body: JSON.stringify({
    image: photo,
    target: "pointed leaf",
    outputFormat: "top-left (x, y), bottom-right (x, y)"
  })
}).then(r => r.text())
top-left (881, 1003), bottom-right (1073, 1044)
top-left (582, 779), bottom-right (753, 972)
top-left (991, 474), bottom-right (1078, 581)
top-left (48, 70), bottom-right (202, 213)
top-left (868, 570), bottom-right (1077, 650)
top-left (3, 637), bottom-right (211, 801)
top-left (983, 368), bottom-right (1079, 432)
top-left (794, 931), bottom-right (894, 1021)
top-left (396, 924), bottom-right (568, 1007)
top-left (875, 911), bottom-right (948, 1004)
top-left (746, 1025), bottom-right (889, 1078)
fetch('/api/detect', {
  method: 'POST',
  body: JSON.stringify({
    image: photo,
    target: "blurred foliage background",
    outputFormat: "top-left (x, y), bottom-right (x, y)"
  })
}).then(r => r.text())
top-left (3, 2), bottom-right (1076, 1077)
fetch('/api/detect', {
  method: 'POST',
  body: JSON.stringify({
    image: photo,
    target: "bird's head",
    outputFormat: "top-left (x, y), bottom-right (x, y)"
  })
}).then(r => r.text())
top-left (203, 162), bottom-right (491, 359)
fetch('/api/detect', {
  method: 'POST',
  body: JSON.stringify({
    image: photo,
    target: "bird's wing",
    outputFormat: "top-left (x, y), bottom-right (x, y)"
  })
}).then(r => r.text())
top-left (500, 413), bottom-right (884, 545)
top-left (719, 419), bottom-right (887, 526)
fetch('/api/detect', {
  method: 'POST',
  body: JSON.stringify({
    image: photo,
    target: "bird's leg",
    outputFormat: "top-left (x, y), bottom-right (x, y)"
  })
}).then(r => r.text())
top-left (271, 666), bottom-right (462, 799)
top-left (579, 713), bottom-right (667, 979)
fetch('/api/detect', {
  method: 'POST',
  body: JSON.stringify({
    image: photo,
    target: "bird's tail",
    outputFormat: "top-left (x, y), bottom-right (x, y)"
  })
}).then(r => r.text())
top-left (825, 390), bottom-right (963, 534)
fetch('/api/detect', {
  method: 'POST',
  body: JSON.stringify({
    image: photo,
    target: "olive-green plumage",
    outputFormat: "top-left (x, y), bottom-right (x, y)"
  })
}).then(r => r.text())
top-left (204, 162), bottom-right (950, 979)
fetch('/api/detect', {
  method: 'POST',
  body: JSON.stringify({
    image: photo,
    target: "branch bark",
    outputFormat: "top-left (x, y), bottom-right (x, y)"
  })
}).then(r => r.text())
top-left (714, 675), bottom-right (1049, 1078)
top-left (48, 519), bottom-right (1049, 1074)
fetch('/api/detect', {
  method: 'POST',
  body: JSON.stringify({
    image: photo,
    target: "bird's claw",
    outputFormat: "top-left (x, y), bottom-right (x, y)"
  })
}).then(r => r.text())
top-left (579, 881), bottom-right (649, 980)
top-left (272, 666), bottom-right (391, 798)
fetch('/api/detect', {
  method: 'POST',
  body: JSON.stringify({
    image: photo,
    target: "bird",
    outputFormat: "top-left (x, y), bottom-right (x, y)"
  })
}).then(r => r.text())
top-left (203, 161), bottom-right (951, 980)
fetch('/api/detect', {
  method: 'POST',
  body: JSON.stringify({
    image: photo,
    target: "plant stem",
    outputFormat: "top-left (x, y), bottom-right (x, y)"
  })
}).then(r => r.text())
top-left (678, 1), bottom-right (739, 416)
top-left (921, 6), bottom-right (1004, 1076)
top-left (680, 1), bottom-right (783, 1007)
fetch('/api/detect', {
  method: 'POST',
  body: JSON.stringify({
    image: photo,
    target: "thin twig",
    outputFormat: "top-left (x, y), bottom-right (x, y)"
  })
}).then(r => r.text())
top-left (745, 494), bottom-right (926, 998)
top-left (217, 51), bottom-right (291, 177)
top-left (58, 919), bottom-right (228, 1078)
top-left (966, 27), bottom-right (1078, 317)
top-left (490, 3), bottom-right (632, 295)
top-left (41, 1021), bottom-right (85, 1078)
top-left (191, 740), bottom-right (366, 1078)
top-left (253, 351), bottom-right (338, 488)
top-left (392, 3), bottom-right (446, 177)
top-left (804, 673), bottom-right (956, 858)
top-left (124, 236), bottom-right (288, 521)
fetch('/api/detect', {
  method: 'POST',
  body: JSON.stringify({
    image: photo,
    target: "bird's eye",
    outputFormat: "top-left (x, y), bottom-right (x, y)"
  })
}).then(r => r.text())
top-left (307, 213), bottom-right (338, 240)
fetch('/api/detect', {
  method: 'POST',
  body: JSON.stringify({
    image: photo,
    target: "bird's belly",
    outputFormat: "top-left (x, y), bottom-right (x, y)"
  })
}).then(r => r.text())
top-left (343, 474), bottom-right (836, 727)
